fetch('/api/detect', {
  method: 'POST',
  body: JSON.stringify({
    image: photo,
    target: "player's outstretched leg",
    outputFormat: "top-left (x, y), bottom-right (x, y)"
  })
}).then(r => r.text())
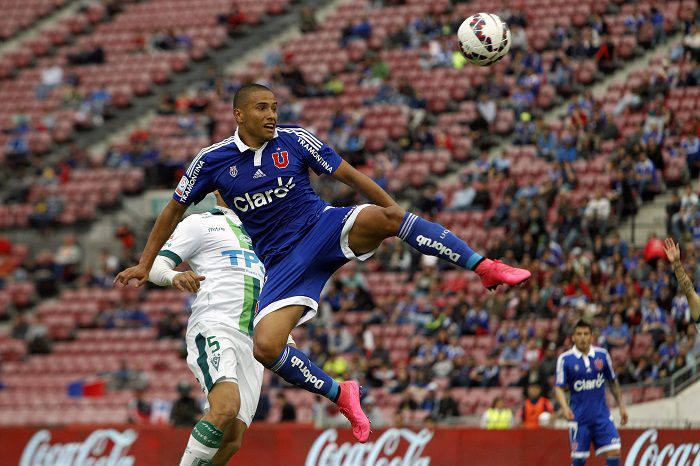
top-left (253, 306), bottom-right (371, 443)
top-left (179, 382), bottom-right (241, 466)
top-left (348, 206), bottom-right (531, 290)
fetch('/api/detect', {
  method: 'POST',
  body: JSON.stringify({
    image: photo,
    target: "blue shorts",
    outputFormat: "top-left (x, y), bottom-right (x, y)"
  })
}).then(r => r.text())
top-left (568, 417), bottom-right (621, 459)
top-left (253, 204), bottom-right (376, 328)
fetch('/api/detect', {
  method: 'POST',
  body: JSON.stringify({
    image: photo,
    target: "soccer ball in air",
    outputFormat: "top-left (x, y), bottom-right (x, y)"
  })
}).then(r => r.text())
top-left (457, 13), bottom-right (511, 66)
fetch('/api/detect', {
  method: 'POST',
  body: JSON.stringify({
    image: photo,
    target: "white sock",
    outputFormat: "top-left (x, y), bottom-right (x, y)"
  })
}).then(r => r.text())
top-left (179, 420), bottom-right (223, 466)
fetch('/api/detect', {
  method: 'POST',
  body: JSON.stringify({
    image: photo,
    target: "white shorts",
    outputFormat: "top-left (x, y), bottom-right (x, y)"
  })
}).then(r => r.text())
top-left (185, 321), bottom-right (264, 426)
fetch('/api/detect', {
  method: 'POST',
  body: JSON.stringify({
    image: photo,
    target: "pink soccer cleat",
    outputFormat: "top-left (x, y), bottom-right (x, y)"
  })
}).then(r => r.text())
top-left (475, 258), bottom-right (531, 290)
top-left (336, 380), bottom-right (371, 443)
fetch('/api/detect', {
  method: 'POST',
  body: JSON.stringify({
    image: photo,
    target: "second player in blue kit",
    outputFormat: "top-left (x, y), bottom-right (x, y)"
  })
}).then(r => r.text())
top-left (555, 320), bottom-right (629, 466)
top-left (116, 84), bottom-right (532, 443)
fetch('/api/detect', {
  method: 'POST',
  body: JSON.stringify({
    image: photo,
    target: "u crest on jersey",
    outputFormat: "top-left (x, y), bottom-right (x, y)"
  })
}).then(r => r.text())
top-left (272, 151), bottom-right (289, 168)
top-left (230, 165), bottom-right (238, 177)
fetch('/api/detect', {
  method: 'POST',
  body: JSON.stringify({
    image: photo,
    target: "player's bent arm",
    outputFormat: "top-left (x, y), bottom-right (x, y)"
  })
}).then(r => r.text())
top-left (139, 200), bottom-right (188, 269)
top-left (148, 255), bottom-right (179, 286)
top-left (331, 160), bottom-right (400, 209)
top-left (671, 259), bottom-right (700, 322)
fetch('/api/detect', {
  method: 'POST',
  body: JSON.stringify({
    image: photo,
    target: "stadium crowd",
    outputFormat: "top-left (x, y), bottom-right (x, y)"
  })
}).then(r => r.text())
top-left (0, 0), bottom-right (699, 427)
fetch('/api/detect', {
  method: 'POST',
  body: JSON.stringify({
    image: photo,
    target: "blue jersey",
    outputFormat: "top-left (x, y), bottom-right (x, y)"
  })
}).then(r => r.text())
top-left (556, 345), bottom-right (616, 425)
top-left (173, 126), bottom-right (343, 267)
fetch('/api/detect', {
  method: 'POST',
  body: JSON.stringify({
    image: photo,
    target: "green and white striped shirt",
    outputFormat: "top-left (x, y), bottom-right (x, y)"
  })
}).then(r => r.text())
top-left (159, 206), bottom-right (265, 337)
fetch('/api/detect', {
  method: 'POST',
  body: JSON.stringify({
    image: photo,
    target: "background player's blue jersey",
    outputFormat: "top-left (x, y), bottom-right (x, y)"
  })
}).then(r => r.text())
top-left (173, 125), bottom-right (343, 267)
top-left (556, 345), bottom-right (616, 425)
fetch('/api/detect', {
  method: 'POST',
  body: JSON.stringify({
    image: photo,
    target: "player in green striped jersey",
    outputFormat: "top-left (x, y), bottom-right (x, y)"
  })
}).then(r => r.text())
top-left (149, 191), bottom-right (268, 466)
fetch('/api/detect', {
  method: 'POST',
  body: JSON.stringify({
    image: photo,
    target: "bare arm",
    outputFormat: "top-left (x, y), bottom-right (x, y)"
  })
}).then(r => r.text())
top-left (608, 379), bottom-right (629, 425)
top-left (332, 160), bottom-right (400, 209)
top-left (665, 238), bottom-right (700, 322)
top-left (114, 199), bottom-right (187, 287)
top-left (554, 386), bottom-right (574, 420)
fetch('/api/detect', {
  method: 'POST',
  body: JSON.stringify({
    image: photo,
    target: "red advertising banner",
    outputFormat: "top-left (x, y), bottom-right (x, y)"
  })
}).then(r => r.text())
top-left (1, 424), bottom-right (698, 466)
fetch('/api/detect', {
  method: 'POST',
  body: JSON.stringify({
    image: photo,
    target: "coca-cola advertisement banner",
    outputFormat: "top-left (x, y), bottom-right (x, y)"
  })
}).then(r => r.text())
top-left (1, 424), bottom-right (699, 466)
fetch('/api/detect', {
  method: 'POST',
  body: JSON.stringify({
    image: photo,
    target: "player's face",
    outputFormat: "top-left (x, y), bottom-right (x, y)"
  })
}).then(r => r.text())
top-left (236, 90), bottom-right (277, 145)
top-left (572, 326), bottom-right (592, 352)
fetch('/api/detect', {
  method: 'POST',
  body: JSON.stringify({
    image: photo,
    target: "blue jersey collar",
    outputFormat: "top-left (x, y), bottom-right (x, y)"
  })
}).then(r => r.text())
top-left (233, 127), bottom-right (279, 153)
top-left (572, 345), bottom-right (595, 359)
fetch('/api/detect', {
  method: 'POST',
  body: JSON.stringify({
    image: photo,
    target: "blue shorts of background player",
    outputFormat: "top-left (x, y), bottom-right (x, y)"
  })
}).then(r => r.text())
top-left (569, 416), bottom-right (622, 464)
top-left (254, 204), bottom-right (375, 327)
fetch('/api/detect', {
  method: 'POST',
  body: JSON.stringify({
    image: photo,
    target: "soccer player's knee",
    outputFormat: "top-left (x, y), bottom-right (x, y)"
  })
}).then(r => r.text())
top-left (381, 206), bottom-right (406, 234)
top-left (209, 399), bottom-right (240, 424)
top-left (253, 336), bottom-right (284, 366)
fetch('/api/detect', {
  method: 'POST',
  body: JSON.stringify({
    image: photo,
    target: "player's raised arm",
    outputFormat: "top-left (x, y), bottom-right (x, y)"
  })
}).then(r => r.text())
top-left (332, 160), bottom-right (400, 209)
top-left (664, 238), bottom-right (700, 323)
top-left (114, 199), bottom-right (188, 287)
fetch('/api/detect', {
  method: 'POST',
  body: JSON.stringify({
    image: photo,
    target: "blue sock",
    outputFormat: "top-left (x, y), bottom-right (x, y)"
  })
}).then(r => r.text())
top-left (267, 345), bottom-right (340, 402)
top-left (606, 458), bottom-right (620, 466)
top-left (397, 212), bottom-right (484, 270)
top-left (572, 459), bottom-right (587, 466)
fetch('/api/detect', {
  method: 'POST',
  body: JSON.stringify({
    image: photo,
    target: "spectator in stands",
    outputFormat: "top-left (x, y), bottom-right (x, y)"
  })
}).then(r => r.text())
top-left (170, 381), bottom-right (201, 427)
top-left (54, 234), bottom-right (82, 282)
top-left (25, 314), bottom-right (52, 354)
top-left (111, 359), bottom-right (147, 390)
top-left (341, 15), bottom-right (372, 46)
top-left (276, 392), bottom-right (297, 422)
top-left (603, 313), bottom-right (631, 349)
top-left (522, 383), bottom-right (553, 429)
top-left (36, 64), bottom-right (63, 99)
top-left (67, 46), bottom-right (105, 65)
top-left (584, 188), bottom-right (612, 237)
top-left (481, 397), bottom-right (513, 429)
top-left (322, 349), bottom-right (349, 380)
top-left (595, 34), bottom-right (616, 73)
top-left (299, 6), bottom-right (318, 33)
top-left (658, 334), bottom-right (679, 362)
top-left (433, 387), bottom-right (460, 421)
top-left (115, 224), bottom-right (136, 252)
top-left (218, 5), bottom-right (246, 34)
top-left (499, 338), bottom-right (525, 367)
top-left (29, 189), bottom-right (63, 232)
top-left (157, 311), bottom-right (184, 339)
top-left (128, 387), bottom-right (152, 424)
top-left (471, 356), bottom-right (501, 387)
top-left (253, 387), bottom-right (271, 421)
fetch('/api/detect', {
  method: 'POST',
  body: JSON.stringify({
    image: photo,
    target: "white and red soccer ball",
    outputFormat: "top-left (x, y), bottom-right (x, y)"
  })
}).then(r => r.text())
top-left (457, 13), bottom-right (511, 66)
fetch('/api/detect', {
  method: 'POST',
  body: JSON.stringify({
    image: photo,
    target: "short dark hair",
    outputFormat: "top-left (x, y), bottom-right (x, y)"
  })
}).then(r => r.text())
top-left (232, 83), bottom-right (273, 110)
top-left (574, 319), bottom-right (593, 332)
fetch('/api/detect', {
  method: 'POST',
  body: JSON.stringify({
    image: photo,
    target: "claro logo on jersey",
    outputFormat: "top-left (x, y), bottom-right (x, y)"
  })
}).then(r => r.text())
top-left (233, 177), bottom-right (295, 212)
top-left (290, 355), bottom-right (324, 390)
top-left (625, 429), bottom-right (700, 466)
top-left (573, 373), bottom-right (605, 392)
top-left (416, 234), bottom-right (461, 262)
top-left (305, 428), bottom-right (433, 466)
top-left (297, 137), bottom-right (333, 173)
top-left (20, 428), bottom-right (137, 465)
top-left (176, 160), bottom-right (205, 202)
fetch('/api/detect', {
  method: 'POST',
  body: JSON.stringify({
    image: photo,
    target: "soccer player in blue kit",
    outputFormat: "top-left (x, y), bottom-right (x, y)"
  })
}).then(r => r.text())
top-left (554, 320), bottom-right (629, 466)
top-left (115, 84), bottom-right (531, 443)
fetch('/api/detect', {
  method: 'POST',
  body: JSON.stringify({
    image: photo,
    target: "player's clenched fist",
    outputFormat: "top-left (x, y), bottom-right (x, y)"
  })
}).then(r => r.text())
top-left (114, 264), bottom-right (150, 287)
top-left (173, 271), bottom-right (206, 292)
